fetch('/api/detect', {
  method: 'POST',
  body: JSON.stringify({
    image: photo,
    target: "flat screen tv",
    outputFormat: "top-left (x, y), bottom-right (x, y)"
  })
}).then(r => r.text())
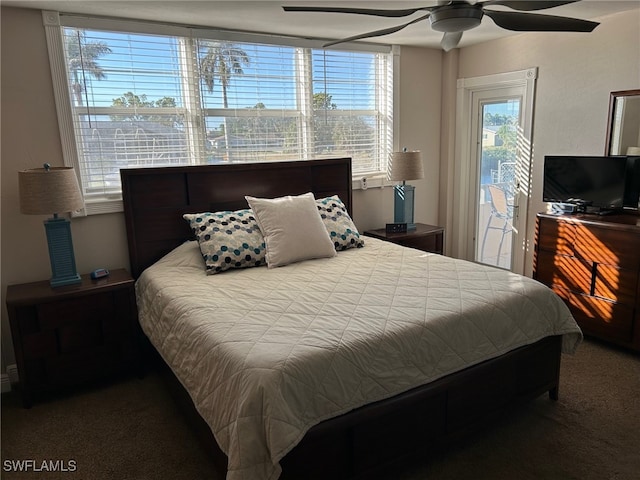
top-left (543, 155), bottom-right (629, 211)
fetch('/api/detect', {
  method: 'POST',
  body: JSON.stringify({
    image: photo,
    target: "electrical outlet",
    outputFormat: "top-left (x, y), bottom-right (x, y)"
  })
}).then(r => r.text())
top-left (360, 177), bottom-right (368, 190)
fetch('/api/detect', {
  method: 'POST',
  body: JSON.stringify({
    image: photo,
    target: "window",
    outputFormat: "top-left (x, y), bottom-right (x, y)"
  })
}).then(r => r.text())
top-left (43, 12), bottom-right (394, 214)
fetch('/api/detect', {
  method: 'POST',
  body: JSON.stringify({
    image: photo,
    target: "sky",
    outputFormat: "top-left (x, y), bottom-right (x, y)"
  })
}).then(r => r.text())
top-left (72, 28), bottom-right (378, 112)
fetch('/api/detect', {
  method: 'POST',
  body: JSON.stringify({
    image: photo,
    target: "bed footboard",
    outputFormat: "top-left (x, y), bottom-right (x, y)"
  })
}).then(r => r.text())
top-left (158, 335), bottom-right (562, 479)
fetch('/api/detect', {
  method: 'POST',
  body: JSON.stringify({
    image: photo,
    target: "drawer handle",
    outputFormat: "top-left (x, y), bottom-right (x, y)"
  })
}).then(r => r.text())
top-left (590, 263), bottom-right (597, 297)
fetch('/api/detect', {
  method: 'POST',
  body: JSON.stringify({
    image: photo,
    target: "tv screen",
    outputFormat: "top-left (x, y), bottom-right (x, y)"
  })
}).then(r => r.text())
top-left (543, 156), bottom-right (628, 209)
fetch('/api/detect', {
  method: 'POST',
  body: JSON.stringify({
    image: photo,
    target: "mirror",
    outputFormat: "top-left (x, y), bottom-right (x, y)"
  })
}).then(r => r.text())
top-left (605, 89), bottom-right (640, 155)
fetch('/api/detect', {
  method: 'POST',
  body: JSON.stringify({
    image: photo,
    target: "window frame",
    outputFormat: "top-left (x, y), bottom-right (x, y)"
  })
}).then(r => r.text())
top-left (43, 10), bottom-right (396, 216)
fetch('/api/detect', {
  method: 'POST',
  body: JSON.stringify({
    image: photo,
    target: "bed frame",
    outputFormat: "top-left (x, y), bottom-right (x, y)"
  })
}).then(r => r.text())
top-left (121, 158), bottom-right (562, 479)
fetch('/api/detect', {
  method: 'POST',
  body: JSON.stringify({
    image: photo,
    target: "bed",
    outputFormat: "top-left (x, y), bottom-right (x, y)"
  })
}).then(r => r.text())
top-left (121, 157), bottom-right (582, 480)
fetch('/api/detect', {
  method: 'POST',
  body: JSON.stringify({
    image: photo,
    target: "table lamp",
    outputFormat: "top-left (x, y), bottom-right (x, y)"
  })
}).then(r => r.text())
top-left (388, 149), bottom-right (424, 230)
top-left (19, 164), bottom-right (84, 287)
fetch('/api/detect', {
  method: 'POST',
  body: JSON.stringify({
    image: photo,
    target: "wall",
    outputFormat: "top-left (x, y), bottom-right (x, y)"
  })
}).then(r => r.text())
top-left (0, 7), bottom-right (441, 373)
top-left (354, 46), bottom-right (442, 229)
top-left (448, 9), bottom-right (640, 276)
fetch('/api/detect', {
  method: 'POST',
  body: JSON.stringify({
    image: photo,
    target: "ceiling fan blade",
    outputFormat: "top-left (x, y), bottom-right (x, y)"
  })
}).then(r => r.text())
top-left (484, 10), bottom-right (599, 32)
top-left (283, 6), bottom-right (434, 18)
top-left (322, 13), bottom-right (431, 47)
top-left (480, 1), bottom-right (580, 12)
top-left (441, 31), bottom-right (463, 51)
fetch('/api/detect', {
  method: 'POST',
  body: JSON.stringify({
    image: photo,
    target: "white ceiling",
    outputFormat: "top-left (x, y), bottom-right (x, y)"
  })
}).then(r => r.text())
top-left (4, 0), bottom-right (639, 49)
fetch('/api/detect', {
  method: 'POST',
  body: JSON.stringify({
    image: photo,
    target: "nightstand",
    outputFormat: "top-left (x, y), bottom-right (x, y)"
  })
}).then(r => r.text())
top-left (6, 269), bottom-right (139, 407)
top-left (364, 223), bottom-right (445, 254)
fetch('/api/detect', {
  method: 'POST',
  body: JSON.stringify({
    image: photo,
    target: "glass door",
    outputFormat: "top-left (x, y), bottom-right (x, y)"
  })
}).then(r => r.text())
top-left (475, 98), bottom-right (521, 269)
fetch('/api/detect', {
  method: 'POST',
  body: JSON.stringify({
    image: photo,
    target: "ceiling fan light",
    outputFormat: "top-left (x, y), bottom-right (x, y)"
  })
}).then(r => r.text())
top-left (429, 5), bottom-right (484, 33)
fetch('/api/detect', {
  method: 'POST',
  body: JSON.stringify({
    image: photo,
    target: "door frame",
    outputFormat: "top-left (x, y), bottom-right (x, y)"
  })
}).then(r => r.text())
top-left (452, 67), bottom-right (537, 274)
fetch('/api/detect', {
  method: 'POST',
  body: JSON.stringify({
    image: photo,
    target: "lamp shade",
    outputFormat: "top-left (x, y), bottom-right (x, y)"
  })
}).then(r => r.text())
top-left (19, 165), bottom-right (84, 215)
top-left (388, 150), bottom-right (424, 182)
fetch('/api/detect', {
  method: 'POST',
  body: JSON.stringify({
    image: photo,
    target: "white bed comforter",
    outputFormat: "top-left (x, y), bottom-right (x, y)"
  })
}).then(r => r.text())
top-left (136, 238), bottom-right (582, 480)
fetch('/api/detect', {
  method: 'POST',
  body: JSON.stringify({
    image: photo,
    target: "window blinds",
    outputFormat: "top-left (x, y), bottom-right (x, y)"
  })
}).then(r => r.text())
top-left (50, 13), bottom-right (394, 210)
top-left (62, 28), bottom-right (195, 196)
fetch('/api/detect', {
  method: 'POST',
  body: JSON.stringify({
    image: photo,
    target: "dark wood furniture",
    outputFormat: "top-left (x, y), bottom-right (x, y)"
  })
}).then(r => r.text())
top-left (534, 212), bottom-right (640, 352)
top-left (5, 269), bottom-right (139, 407)
top-left (364, 223), bottom-right (445, 254)
top-left (121, 158), bottom-right (564, 479)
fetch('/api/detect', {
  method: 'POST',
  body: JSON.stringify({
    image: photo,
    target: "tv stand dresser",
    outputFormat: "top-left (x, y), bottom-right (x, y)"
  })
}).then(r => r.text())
top-left (534, 212), bottom-right (640, 352)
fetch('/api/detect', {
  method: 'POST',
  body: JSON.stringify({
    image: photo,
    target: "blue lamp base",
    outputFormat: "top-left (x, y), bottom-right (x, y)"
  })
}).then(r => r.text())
top-left (393, 183), bottom-right (416, 231)
top-left (44, 216), bottom-right (81, 287)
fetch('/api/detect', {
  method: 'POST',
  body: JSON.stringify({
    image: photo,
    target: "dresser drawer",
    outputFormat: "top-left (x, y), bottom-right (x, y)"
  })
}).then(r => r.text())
top-left (550, 286), bottom-right (634, 343)
top-left (535, 250), bottom-right (593, 295)
top-left (537, 251), bottom-right (638, 304)
top-left (594, 264), bottom-right (639, 305)
top-left (573, 224), bottom-right (640, 269)
top-left (537, 218), bottom-right (576, 255)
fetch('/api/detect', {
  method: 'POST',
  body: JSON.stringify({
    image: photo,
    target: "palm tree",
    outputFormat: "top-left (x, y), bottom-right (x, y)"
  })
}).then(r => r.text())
top-left (199, 41), bottom-right (250, 108)
top-left (65, 29), bottom-right (111, 106)
top-left (199, 41), bottom-right (249, 161)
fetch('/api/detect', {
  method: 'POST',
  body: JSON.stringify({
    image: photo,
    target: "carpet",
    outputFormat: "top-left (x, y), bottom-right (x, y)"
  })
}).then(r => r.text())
top-left (2, 338), bottom-right (639, 480)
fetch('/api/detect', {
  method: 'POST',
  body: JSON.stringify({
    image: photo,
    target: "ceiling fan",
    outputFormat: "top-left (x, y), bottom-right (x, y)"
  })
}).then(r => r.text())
top-left (282, 1), bottom-right (599, 51)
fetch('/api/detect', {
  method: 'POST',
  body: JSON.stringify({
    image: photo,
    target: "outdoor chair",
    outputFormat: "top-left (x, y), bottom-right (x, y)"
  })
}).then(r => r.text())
top-left (480, 184), bottom-right (514, 264)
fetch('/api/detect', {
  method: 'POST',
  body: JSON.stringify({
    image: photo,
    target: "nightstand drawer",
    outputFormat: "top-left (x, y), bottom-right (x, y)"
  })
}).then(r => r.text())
top-left (364, 223), bottom-right (445, 255)
top-left (399, 234), bottom-right (440, 253)
top-left (38, 292), bottom-right (115, 329)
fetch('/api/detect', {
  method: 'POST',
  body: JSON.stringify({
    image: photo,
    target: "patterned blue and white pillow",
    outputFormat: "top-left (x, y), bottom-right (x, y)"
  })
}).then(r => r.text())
top-left (183, 209), bottom-right (266, 274)
top-left (316, 195), bottom-right (364, 251)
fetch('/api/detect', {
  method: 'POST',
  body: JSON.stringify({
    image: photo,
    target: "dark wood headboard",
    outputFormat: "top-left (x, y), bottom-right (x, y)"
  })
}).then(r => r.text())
top-left (121, 158), bottom-right (353, 278)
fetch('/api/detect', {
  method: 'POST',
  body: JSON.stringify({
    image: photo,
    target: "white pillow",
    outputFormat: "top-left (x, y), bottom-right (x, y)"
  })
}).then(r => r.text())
top-left (246, 192), bottom-right (337, 268)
